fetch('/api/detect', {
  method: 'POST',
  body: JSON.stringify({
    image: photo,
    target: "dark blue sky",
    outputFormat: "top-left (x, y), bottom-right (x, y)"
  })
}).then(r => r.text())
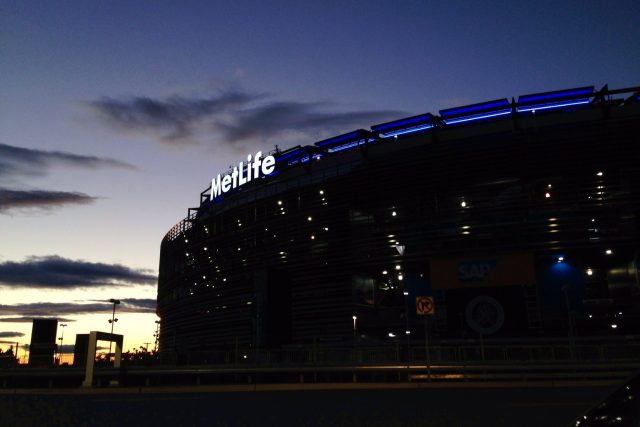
top-left (1, 0), bottom-right (638, 350)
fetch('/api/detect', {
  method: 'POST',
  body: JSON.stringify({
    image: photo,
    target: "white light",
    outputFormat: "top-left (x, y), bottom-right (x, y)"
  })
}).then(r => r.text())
top-left (460, 201), bottom-right (466, 207)
top-left (611, 324), bottom-right (618, 329)
top-left (588, 314), bottom-right (593, 319)
top-left (605, 249), bottom-right (612, 255)
top-left (586, 268), bottom-right (593, 276)
top-left (405, 330), bottom-right (411, 335)
top-left (596, 171), bottom-right (603, 176)
top-left (398, 274), bottom-right (403, 280)
top-left (382, 270), bottom-right (388, 275)
top-left (557, 256), bottom-right (564, 262)
top-left (319, 190), bottom-right (324, 195)
top-left (545, 192), bottom-right (551, 198)
top-left (591, 218), bottom-right (595, 222)
top-left (403, 291), bottom-right (409, 296)
top-left (277, 200), bottom-right (282, 205)
top-left (391, 211), bottom-right (397, 217)
top-left (307, 216), bottom-right (312, 221)
top-left (204, 247), bottom-right (208, 251)
top-left (352, 315), bottom-right (357, 320)
top-left (547, 184), bottom-right (552, 188)
top-left (243, 355), bottom-right (247, 359)
top-left (388, 332), bottom-right (396, 338)
top-left (395, 265), bottom-right (401, 270)
top-left (310, 235), bottom-right (315, 240)
top-left (618, 312), bottom-right (622, 315)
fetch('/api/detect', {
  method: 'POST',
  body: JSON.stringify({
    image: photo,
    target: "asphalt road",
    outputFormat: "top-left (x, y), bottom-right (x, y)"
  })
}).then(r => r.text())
top-left (0, 384), bottom-right (608, 427)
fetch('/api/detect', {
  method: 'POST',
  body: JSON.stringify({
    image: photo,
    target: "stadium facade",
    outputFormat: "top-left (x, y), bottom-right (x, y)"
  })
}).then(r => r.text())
top-left (157, 84), bottom-right (640, 357)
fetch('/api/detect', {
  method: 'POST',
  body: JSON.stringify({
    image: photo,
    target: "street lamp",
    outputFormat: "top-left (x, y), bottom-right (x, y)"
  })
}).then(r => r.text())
top-left (58, 323), bottom-right (67, 363)
top-left (108, 299), bottom-right (120, 358)
top-left (403, 289), bottom-right (411, 361)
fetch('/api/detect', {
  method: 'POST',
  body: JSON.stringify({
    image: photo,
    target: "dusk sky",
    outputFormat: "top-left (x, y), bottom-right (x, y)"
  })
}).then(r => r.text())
top-left (1, 0), bottom-right (639, 355)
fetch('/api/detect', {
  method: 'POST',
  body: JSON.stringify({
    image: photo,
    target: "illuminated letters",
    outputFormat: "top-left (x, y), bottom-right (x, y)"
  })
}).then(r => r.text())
top-left (211, 151), bottom-right (276, 200)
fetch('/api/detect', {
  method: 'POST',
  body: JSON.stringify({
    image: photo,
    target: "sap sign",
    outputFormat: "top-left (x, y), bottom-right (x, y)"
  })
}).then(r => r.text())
top-left (210, 151), bottom-right (276, 200)
top-left (458, 260), bottom-right (498, 281)
top-left (430, 253), bottom-right (535, 289)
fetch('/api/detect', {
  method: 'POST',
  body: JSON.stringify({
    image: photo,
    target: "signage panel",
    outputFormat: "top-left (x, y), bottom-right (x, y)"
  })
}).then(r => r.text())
top-left (430, 253), bottom-right (535, 289)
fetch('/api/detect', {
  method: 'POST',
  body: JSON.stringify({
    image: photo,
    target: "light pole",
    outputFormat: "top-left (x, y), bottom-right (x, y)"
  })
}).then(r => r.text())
top-left (352, 315), bottom-right (358, 361)
top-left (58, 323), bottom-right (67, 363)
top-left (108, 299), bottom-right (120, 359)
top-left (403, 290), bottom-right (411, 361)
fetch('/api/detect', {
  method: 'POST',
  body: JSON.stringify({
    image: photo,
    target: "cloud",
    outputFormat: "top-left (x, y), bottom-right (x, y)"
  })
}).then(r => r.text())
top-left (218, 101), bottom-right (404, 144)
top-left (0, 299), bottom-right (156, 318)
top-left (0, 143), bottom-right (134, 180)
top-left (0, 188), bottom-right (97, 213)
top-left (0, 317), bottom-right (76, 323)
top-left (0, 256), bottom-right (156, 289)
top-left (90, 90), bottom-right (262, 143)
top-left (89, 90), bottom-right (406, 147)
top-left (0, 331), bottom-right (25, 338)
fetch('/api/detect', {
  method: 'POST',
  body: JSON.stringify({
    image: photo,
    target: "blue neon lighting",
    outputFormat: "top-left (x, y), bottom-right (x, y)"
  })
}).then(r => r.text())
top-left (518, 87), bottom-right (593, 103)
top-left (328, 139), bottom-right (367, 153)
top-left (517, 99), bottom-right (590, 113)
top-left (440, 99), bottom-right (510, 117)
top-left (443, 109), bottom-right (511, 125)
top-left (380, 123), bottom-right (434, 138)
top-left (315, 130), bottom-right (365, 147)
top-left (372, 114), bottom-right (433, 132)
top-left (276, 149), bottom-right (305, 162)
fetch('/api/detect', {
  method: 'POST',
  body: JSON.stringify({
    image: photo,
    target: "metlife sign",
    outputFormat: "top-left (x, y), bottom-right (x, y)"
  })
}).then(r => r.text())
top-left (210, 151), bottom-right (276, 200)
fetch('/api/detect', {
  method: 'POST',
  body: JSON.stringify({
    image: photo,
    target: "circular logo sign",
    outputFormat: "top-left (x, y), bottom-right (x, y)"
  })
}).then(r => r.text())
top-left (465, 295), bottom-right (505, 335)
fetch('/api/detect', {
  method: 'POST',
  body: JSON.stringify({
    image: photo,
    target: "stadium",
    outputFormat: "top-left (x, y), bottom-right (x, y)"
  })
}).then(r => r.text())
top-left (157, 84), bottom-right (640, 359)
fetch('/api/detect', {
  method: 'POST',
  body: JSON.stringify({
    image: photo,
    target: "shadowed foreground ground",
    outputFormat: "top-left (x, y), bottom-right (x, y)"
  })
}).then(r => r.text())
top-left (0, 384), bottom-right (607, 427)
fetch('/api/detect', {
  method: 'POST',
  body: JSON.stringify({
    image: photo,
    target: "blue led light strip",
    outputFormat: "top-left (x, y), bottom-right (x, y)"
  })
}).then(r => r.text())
top-left (276, 149), bottom-right (305, 162)
top-left (519, 88), bottom-right (593, 103)
top-left (328, 139), bottom-right (366, 153)
top-left (315, 130), bottom-right (365, 147)
top-left (380, 123), bottom-right (434, 138)
top-left (440, 100), bottom-right (510, 117)
top-left (443, 110), bottom-right (511, 125)
top-left (517, 99), bottom-right (590, 113)
top-left (372, 115), bottom-right (433, 132)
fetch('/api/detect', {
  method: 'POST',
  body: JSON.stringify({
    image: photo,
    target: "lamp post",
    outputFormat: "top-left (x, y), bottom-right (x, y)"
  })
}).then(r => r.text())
top-left (352, 315), bottom-right (357, 361)
top-left (403, 290), bottom-right (411, 361)
top-left (58, 323), bottom-right (67, 363)
top-left (108, 299), bottom-right (120, 359)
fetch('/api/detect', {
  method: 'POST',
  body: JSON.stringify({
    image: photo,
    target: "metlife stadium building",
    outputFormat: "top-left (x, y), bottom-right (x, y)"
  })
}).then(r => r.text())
top-left (157, 84), bottom-right (640, 357)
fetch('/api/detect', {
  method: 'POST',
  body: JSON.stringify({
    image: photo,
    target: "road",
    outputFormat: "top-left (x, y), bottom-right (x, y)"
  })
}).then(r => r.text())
top-left (0, 383), bottom-right (609, 427)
